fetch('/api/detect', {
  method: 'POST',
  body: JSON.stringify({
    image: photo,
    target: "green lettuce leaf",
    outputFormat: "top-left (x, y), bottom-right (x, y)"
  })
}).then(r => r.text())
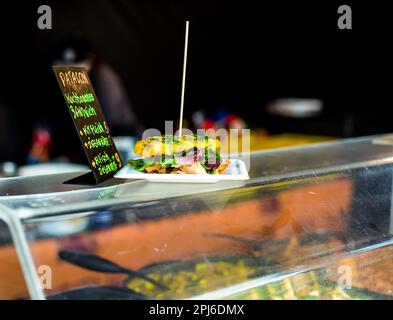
top-left (128, 159), bottom-right (156, 172)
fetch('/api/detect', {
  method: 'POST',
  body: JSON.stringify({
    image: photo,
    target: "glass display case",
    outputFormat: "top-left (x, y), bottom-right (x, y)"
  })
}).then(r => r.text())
top-left (1, 134), bottom-right (393, 300)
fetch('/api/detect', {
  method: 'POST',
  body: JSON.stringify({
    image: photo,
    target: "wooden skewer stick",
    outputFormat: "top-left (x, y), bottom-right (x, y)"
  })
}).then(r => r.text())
top-left (179, 20), bottom-right (189, 139)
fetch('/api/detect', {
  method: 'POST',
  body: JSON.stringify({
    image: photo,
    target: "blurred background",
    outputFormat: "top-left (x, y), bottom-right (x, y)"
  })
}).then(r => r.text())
top-left (0, 1), bottom-right (391, 176)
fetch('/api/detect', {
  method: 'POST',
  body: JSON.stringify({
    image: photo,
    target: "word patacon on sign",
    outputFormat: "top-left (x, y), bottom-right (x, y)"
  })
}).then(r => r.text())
top-left (53, 66), bottom-right (122, 184)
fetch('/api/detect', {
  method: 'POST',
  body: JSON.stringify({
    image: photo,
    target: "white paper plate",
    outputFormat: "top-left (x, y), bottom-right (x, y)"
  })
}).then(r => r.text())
top-left (114, 159), bottom-right (250, 183)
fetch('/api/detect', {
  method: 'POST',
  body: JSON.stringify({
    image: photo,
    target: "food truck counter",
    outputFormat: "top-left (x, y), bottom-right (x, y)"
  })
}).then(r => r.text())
top-left (1, 134), bottom-right (393, 299)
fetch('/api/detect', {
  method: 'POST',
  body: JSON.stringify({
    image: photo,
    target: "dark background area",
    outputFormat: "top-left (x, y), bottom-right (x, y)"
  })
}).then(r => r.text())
top-left (0, 1), bottom-right (391, 164)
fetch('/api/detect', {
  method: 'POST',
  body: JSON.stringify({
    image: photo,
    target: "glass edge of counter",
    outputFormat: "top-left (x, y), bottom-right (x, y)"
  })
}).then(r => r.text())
top-left (13, 157), bottom-right (393, 221)
top-left (2, 132), bottom-right (393, 219)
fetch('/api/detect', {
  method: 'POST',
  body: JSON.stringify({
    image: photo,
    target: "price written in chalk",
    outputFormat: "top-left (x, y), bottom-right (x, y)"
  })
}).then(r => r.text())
top-left (53, 66), bottom-right (122, 184)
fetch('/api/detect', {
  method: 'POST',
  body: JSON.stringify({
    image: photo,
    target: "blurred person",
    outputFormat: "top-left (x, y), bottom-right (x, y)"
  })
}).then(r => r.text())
top-left (53, 35), bottom-right (144, 136)
top-left (32, 34), bottom-right (145, 164)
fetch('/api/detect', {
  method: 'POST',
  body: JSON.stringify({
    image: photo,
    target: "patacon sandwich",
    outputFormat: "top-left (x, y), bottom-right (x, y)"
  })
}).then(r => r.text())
top-left (129, 135), bottom-right (231, 174)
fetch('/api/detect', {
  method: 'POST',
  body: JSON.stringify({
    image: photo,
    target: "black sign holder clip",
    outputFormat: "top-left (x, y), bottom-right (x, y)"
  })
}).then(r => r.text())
top-left (63, 171), bottom-right (97, 186)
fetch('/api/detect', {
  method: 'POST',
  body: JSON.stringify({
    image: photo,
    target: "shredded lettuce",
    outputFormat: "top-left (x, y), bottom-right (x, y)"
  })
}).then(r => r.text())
top-left (160, 158), bottom-right (177, 169)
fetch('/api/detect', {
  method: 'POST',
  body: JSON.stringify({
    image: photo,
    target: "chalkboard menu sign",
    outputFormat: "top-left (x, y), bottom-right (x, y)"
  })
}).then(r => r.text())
top-left (53, 66), bottom-right (123, 184)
